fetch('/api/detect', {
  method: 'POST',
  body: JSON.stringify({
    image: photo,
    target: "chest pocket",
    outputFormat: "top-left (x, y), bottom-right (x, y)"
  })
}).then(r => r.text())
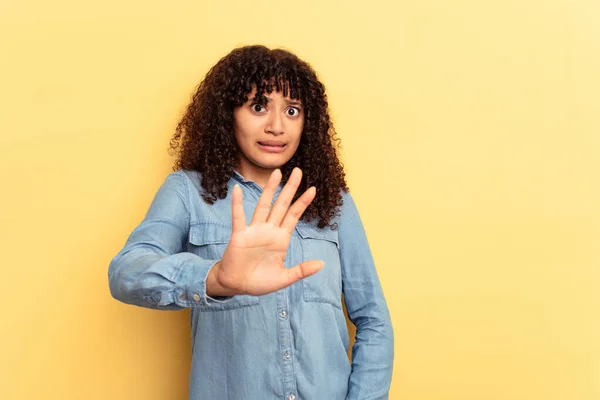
top-left (187, 221), bottom-right (259, 311)
top-left (296, 224), bottom-right (343, 309)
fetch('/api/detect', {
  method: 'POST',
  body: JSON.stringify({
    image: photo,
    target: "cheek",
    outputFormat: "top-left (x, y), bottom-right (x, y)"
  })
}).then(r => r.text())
top-left (233, 110), bottom-right (259, 140)
top-left (232, 130), bottom-right (243, 150)
top-left (290, 119), bottom-right (304, 141)
top-left (233, 129), bottom-right (244, 144)
top-left (234, 123), bottom-right (254, 146)
top-left (287, 134), bottom-right (302, 155)
top-left (294, 123), bottom-right (304, 145)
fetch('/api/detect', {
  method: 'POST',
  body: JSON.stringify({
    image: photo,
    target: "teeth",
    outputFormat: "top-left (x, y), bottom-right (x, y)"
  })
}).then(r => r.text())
top-left (261, 143), bottom-right (283, 147)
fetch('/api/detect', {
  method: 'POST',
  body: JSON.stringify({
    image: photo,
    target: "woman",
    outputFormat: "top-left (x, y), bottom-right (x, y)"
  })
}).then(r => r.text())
top-left (108, 45), bottom-right (393, 400)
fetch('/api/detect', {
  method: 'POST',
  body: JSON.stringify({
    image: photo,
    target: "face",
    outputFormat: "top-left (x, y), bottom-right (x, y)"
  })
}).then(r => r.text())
top-left (233, 87), bottom-right (304, 183)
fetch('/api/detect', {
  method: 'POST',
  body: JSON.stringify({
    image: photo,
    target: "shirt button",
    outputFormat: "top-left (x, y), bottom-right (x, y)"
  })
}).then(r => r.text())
top-left (288, 395), bottom-right (296, 400)
top-left (192, 294), bottom-right (201, 302)
top-left (279, 310), bottom-right (287, 319)
top-left (283, 350), bottom-right (291, 360)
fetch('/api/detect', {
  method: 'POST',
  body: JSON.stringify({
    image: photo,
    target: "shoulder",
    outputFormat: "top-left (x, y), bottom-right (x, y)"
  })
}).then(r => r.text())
top-left (335, 189), bottom-right (367, 234)
top-left (177, 169), bottom-right (202, 188)
top-left (301, 189), bottom-right (357, 232)
top-left (340, 189), bottom-right (355, 206)
top-left (161, 169), bottom-right (205, 194)
top-left (338, 189), bottom-right (358, 219)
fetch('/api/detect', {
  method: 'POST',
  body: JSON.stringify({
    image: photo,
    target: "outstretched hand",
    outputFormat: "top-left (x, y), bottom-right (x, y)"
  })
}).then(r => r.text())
top-left (206, 168), bottom-right (323, 297)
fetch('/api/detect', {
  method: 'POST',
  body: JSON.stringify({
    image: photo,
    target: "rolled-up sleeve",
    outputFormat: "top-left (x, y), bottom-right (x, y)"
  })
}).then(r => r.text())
top-left (108, 172), bottom-right (231, 310)
top-left (338, 192), bottom-right (394, 400)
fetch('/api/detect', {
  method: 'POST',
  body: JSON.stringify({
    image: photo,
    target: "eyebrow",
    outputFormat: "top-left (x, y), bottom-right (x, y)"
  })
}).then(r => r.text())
top-left (249, 96), bottom-right (302, 107)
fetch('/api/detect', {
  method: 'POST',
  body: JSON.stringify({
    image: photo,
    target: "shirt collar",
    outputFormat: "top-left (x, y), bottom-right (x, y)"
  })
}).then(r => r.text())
top-left (231, 169), bottom-right (282, 198)
top-left (232, 170), bottom-right (247, 183)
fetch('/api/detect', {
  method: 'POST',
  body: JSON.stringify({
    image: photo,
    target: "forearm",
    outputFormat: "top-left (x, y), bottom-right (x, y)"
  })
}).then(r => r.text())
top-left (108, 249), bottom-right (228, 310)
top-left (338, 192), bottom-right (395, 399)
top-left (346, 314), bottom-right (394, 400)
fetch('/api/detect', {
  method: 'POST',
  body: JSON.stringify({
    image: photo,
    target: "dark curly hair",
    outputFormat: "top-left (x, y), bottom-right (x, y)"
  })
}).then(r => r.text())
top-left (169, 45), bottom-right (348, 228)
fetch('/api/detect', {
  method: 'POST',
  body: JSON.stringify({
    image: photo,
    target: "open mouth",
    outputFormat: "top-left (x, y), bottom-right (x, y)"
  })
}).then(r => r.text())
top-left (258, 141), bottom-right (286, 148)
top-left (257, 141), bottom-right (287, 153)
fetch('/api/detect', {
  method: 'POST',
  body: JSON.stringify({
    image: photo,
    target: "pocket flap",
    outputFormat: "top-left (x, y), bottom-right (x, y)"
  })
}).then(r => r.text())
top-left (295, 223), bottom-right (339, 247)
top-left (189, 222), bottom-right (232, 245)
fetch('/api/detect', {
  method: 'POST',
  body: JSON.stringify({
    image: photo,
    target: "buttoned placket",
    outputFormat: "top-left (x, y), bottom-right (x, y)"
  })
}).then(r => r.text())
top-left (233, 172), bottom-right (299, 398)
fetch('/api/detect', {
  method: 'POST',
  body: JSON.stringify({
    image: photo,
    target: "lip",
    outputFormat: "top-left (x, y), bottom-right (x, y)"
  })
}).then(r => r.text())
top-left (258, 140), bottom-right (286, 146)
top-left (257, 141), bottom-right (287, 153)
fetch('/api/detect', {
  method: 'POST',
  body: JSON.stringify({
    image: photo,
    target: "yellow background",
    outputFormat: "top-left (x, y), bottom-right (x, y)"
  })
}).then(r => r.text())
top-left (1, 0), bottom-right (598, 399)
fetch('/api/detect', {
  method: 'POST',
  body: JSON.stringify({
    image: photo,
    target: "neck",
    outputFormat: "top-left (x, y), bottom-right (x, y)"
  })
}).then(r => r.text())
top-left (236, 160), bottom-right (275, 189)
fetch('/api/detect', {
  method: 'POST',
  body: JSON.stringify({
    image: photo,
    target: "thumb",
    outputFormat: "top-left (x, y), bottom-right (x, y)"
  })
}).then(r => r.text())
top-left (281, 260), bottom-right (324, 288)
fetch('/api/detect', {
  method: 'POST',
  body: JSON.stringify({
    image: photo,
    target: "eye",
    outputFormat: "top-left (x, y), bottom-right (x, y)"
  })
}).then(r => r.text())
top-left (251, 103), bottom-right (266, 113)
top-left (286, 107), bottom-right (301, 117)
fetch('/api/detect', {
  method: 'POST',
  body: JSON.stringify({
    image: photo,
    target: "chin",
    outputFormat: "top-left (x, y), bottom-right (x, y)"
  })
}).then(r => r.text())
top-left (258, 161), bottom-right (288, 170)
top-left (250, 153), bottom-right (292, 169)
top-left (254, 156), bottom-right (291, 170)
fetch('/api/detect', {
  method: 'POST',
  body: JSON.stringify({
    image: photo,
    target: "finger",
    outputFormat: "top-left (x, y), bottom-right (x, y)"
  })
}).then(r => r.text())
top-left (267, 167), bottom-right (302, 225)
top-left (231, 184), bottom-right (246, 233)
top-left (279, 260), bottom-right (324, 288)
top-left (280, 186), bottom-right (316, 233)
top-left (250, 169), bottom-right (282, 225)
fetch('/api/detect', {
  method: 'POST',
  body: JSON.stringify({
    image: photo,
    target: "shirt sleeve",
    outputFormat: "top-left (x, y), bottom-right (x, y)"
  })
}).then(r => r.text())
top-left (108, 172), bottom-right (232, 310)
top-left (338, 192), bottom-right (395, 400)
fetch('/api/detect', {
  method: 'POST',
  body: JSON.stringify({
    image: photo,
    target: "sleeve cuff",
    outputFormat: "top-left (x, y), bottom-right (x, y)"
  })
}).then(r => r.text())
top-left (180, 259), bottom-right (234, 307)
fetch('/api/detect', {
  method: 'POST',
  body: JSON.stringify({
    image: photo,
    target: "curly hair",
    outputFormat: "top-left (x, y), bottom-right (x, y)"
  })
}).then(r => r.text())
top-left (169, 45), bottom-right (347, 228)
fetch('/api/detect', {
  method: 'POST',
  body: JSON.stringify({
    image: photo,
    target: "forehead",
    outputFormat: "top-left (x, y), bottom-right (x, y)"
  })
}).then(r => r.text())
top-left (246, 77), bottom-right (303, 101)
top-left (246, 86), bottom-right (302, 104)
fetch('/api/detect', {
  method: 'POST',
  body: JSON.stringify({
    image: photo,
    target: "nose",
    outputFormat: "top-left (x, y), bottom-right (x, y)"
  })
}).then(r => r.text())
top-left (265, 112), bottom-right (284, 136)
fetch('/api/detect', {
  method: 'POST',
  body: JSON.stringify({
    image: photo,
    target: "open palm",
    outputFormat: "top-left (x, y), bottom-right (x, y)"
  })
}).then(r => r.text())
top-left (206, 168), bottom-right (323, 297)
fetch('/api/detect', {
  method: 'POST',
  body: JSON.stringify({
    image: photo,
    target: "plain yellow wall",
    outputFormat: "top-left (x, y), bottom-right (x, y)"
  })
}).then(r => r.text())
top-left (1, 0), bottom-right (598, 399)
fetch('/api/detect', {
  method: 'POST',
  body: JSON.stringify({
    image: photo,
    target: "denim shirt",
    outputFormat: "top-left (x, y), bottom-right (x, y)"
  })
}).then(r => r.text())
top-left (108, 170), bottom-right (394, 400)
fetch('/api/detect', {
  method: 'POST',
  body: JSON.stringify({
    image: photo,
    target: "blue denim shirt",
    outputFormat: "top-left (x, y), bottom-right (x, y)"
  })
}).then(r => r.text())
top-left (108, 170), bottom-right (394, 400)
